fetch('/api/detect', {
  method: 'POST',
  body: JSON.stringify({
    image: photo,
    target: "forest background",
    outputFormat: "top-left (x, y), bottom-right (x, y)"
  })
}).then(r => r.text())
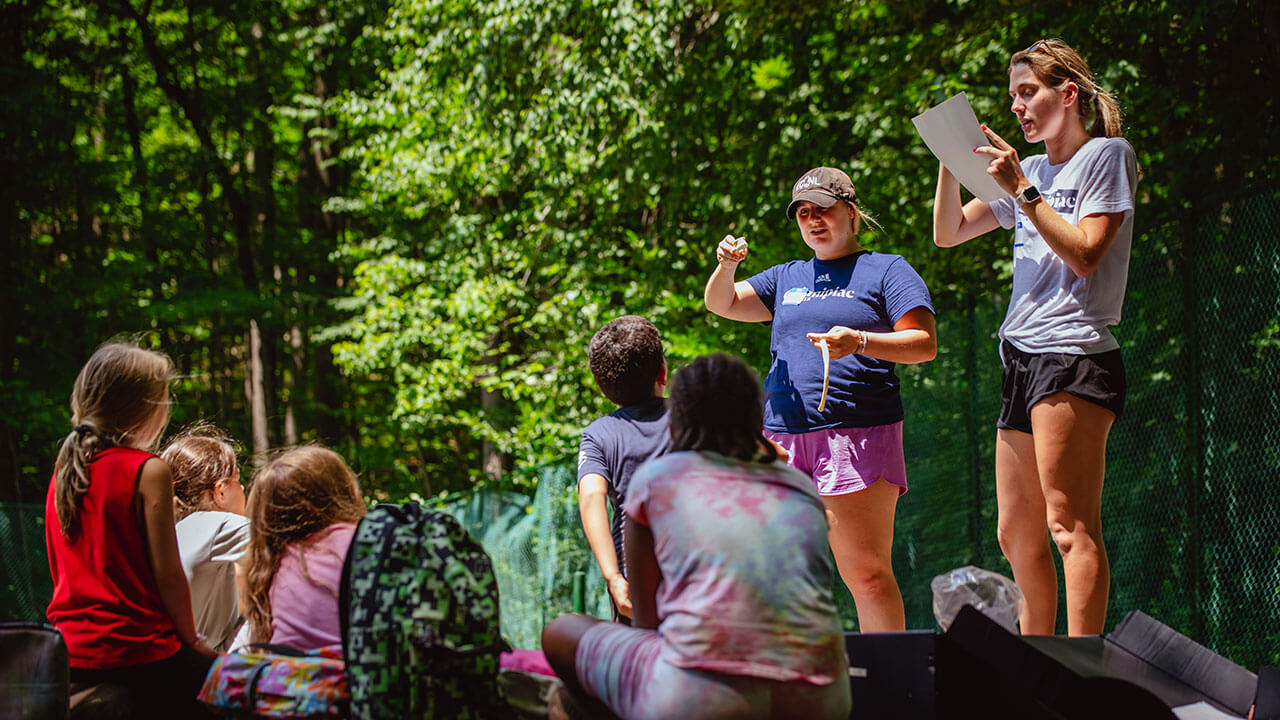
top-left (3, 0), bottom-right (1280, 661)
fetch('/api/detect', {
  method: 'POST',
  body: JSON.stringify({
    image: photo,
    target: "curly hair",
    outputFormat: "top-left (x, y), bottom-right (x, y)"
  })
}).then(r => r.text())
top-left (587, 315), bottom-right (665, 407)
top-left (160, 423), bottom-right (241, 522)
top-left (241, 445), bottom-right (366, 644)
top-left (54, 340), bottom-right (172, 539)
top-left (668, 353), bottom-right (776, 463)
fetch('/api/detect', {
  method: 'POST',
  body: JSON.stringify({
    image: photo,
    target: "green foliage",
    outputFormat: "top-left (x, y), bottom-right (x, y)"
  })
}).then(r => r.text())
top-left (1, 0), bottom-right (393, 500)
top-left (328, 0), bottom-right (1280, 497)
top-left (5, 0), bottom-right (1280, 668)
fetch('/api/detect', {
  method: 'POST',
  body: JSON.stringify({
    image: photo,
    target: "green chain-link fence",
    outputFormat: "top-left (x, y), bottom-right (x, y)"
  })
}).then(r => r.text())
top-left (4, 185), bottom-right (1278, 669)
top-left (892, 183), bottom-right (1280, 668)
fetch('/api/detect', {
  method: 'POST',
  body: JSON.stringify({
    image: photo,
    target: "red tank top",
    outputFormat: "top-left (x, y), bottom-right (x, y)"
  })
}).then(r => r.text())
top-left (45, 447), bottom-right (182, 668)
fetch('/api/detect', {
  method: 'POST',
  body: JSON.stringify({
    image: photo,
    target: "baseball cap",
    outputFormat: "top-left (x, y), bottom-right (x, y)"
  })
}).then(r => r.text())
top-left (786, 167), bottom-right (859, 219)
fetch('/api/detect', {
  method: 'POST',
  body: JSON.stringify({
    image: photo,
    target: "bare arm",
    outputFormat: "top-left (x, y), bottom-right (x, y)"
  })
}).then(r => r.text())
top-left (1021, 204), bottom-right (1126, 278)
top-left (578, 473), bottom-right (630, 618)
top-left (704, 234), bottom-right (771, 322)
top-left (806, 306), bottom-right (938, 364)
top-left (235, 559), bottom-right (249, 627)
top-left (934, 163), bottom-right (1001, 247)
top-left (976, 126), bottom-right (1126, 278)
top-left (138, 458), bottom-right (217, 657)
top-left (623, 514), bottom-right (661, 630)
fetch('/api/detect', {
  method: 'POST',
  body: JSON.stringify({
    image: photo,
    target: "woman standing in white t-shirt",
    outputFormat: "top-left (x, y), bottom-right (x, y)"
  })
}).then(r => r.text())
top-left (933, 38), bottom-right (1138, 636)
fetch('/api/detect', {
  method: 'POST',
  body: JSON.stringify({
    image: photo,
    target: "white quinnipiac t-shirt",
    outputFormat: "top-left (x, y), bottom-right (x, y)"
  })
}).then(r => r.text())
top-left (989, 136), bottom-right (1138, 355)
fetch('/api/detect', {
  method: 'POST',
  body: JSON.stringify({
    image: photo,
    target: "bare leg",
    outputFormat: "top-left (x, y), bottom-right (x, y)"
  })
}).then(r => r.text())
top-left (1030, 392), bottom-right (1113, 636)
top-left (823, 480), bottom-right (905, 632)
top-left (541, 614), bottom-right (621, 719)
top-left (995, 427), bottom-right (1058, 635)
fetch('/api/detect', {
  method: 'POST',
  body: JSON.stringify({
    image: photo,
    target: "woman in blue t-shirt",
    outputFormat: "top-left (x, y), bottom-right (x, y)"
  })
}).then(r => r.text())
top-left (704, 167), bottom-right (936, 631)
top-left (932, 39), bottom-right (1138, 636)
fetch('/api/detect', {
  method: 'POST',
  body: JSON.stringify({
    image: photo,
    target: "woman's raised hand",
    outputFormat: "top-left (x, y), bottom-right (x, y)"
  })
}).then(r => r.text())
top-left (973, 125), bottom-right (1027, 196)
top-left (716, 234), bottom-right (748, 266)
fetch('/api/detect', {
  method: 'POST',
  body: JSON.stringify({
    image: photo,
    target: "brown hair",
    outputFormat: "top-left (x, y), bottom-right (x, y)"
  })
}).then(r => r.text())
top-left (53, 341), bottom-right (172, 539)
top-left (1010, 38), bottom-right (1123, 138)
top-left (241, 445), bottom-right (366, 643)
top-left (160, 424), bottom-right (240, 522)
top-left (669, 353), bottom-right (777, 463)
top-left (588, 315), bottom-right (666, 407)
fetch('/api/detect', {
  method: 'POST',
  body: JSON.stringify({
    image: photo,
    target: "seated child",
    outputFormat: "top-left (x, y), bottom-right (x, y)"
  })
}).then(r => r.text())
top-left (45, 341), bottom-right (216, 719)
top-left (545, 353), bottom-right (851, 720)
top-left (240, 445), bottom-right (366, 650)
top-left (577, 315), bottom-right (671, 621)
top-left (161, 424), bottom-right (249, 652)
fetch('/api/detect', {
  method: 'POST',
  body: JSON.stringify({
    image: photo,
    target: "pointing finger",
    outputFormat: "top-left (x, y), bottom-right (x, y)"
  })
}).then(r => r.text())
top-left (981, 125), bottom-right (1012, 151)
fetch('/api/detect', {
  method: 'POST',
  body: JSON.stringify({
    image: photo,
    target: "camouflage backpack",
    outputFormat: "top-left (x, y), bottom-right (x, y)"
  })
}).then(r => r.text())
top-left (340, 502), bottom-right (510, 720)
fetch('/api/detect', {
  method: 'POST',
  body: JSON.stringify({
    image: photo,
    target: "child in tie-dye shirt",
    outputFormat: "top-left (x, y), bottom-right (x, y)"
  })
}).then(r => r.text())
top-left (543, 354), bottom-right (850, 720)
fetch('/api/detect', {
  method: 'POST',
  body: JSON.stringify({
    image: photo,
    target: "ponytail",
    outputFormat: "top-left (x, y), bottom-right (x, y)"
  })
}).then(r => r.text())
top-left (850, 201), bottom-right (885, 237)
top-left (1088, 87), bottom-right (1124, 138)
top-left (53, 422), bottom-right (117, 539)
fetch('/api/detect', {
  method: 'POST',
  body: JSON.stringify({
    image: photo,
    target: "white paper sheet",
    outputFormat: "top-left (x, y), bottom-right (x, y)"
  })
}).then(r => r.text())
top-left (911, 93), bottom-right (1009, 203)
top-left (1171, 701), bottom-right (1247, 720)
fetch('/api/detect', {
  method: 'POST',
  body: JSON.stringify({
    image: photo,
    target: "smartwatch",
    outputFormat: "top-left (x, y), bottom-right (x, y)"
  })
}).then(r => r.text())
top-left (1016, 184), bottom-right (1042, 206)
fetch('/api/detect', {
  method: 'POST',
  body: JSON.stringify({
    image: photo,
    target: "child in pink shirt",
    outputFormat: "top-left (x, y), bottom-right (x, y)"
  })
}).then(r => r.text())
top-left (240, 446), bottom-right (365, 650)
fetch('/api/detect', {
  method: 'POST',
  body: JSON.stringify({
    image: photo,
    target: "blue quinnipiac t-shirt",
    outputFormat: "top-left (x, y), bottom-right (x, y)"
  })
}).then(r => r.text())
top-left (576, 397), bottom-right (671, 575)
top-left (747, 251), bottom-right (933, 433)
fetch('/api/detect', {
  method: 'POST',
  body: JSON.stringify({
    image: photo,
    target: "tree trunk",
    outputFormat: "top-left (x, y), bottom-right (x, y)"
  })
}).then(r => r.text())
top-left (285, 325), bottom-right (303, 445)
top-left (247, 318), bottom-right (269, 463)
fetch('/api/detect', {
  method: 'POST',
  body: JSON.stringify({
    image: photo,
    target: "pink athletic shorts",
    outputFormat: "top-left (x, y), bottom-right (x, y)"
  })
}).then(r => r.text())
top-left (766, 422), bottom-right (908, 497)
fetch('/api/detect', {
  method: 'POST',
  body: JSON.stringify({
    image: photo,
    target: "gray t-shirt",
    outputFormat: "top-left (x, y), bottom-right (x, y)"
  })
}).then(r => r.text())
top-left (989, 136), bottom-right (1138, 355)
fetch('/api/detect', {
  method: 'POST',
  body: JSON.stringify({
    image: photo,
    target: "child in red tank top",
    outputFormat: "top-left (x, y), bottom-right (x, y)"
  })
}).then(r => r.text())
top-left (45, 341), bottom-right (217, 718)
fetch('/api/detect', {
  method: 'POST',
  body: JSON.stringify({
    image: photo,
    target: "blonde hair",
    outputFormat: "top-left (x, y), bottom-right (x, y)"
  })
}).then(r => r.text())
top-left (54, 341), bottom-right (172, 540)
top-left (1010, 38), bottom-right (1124, 138)
top-left (242, 445), bottom-right (366, 643)
top-left (160, 424), bottom-right (240, 522)
top-left (845, 199), bottom-right (883, 237)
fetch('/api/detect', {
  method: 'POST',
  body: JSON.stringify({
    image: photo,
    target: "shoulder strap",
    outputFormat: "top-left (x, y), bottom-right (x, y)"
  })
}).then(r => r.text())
top-left (338, 512), bottom-right (364, 651)
top-left (339, 502), bottom-right (424, 651)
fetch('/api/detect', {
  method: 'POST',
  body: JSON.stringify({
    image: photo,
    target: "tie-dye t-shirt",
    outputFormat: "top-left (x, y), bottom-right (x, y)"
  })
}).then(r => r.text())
top-left (623, 451), bottom-right (846, 684)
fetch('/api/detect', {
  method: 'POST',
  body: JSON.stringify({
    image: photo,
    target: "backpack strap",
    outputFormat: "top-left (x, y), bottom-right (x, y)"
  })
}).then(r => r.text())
top-left (340, 502), bottom-right (422, 652)
top-left (243, 656), bottom-right (274, 710)
top-left (338, 516), bottom-right (360, 651)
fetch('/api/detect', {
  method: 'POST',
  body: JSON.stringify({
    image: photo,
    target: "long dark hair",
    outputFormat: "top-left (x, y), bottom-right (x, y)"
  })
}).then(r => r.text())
top-left (668, 353), bottom-right (776, 463)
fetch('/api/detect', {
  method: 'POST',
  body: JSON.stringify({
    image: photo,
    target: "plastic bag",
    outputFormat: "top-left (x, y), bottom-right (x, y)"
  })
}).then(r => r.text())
top-left (930, 565), bottom-right (1024, 632)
